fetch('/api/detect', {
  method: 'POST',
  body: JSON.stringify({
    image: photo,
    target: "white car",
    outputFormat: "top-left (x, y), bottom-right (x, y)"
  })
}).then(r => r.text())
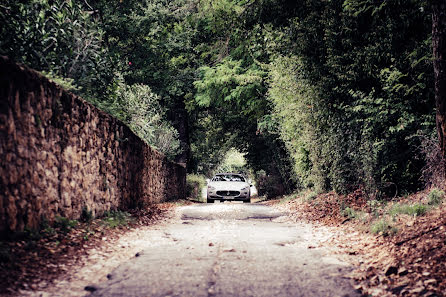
top-left (206, 173), bottom-right (252, 203)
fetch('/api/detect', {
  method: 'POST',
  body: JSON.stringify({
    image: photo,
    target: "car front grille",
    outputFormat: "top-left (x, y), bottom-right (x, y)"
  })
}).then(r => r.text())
top-left (216, 190), bottom-right (240, 196)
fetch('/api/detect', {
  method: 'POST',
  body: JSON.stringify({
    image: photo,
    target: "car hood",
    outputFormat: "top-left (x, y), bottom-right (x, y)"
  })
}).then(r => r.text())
top-left (208, 181), bottom-right (249, 191)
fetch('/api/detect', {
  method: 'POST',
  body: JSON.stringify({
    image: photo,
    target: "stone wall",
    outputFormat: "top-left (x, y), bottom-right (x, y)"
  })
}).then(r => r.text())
top-left (0, 56), bottom-right (186, 233)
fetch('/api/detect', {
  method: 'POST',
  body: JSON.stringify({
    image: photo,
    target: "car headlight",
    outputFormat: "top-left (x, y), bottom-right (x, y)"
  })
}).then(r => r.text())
top-left (240, 186), bottom-right (249, 191)
top-left (208, 186), bottom-right (216, 190)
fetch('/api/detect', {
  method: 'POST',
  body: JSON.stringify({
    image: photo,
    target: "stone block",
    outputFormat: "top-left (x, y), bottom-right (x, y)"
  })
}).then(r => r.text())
top-left (36, 162), bottom-right (44, 172)
top-left (37, 151), bottom-right (47, 161)
top-left (6, 196), bottom-right (17, 230)
top-left (61, 192), bottom-right (71, 207)
top-left (9, 166), bottom-right (19, 184)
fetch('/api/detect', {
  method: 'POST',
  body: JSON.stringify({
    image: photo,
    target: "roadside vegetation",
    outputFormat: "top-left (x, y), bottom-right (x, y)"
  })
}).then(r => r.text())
top-left (186, 174), bottom-right (207, 202)
top-left (215, 149), bottom-right (250, 176)
top-left (3, 0), bottom-right (440, 198)
top-left (0, 0), bottom-right (181, 159)
top-left (275, 188), bottom-right (444, 235)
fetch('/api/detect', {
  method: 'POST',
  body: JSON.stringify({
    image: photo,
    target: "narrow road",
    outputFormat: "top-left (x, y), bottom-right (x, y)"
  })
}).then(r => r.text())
top-left (88, 203), bottom-right (360, 297)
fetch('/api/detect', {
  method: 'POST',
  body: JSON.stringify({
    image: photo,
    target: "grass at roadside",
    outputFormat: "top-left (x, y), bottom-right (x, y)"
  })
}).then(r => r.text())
top-left (102, 210), bottom-right (133, 228)
top-left (273, 188), bottom-right (444, 236)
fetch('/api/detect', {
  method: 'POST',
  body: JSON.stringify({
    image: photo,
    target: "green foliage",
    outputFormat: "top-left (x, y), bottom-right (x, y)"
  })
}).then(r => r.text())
top-left (99, 81), bottom-right (181, 159)
top-left (186, 174), bottom-right (207, 201)
top-left (1, 0), bottom-right (436, 198)
top-left (102, 211), bottom-right (131, 228)
top-left (215, 149), bottom-right (249, 175)
top-left (0, 0), bottom-right (114, 102)
top-left (54, 216), bottom-right (78, 234)
top-left (188, 114), bottom-right (233, 175)
top-left (266, 55), bottom-right (319, 189)
top-left (41, 71), bottom-right (80, 92)
top-left (189, 3), bottom-right (296, 195)
top-left (341, 207), bottom-right (357, 219)
top-left (427, 188), bottom-right (445, 206)
top-left (194, 59), bottom-right (267, 120)
top-left (305, 191), bottom-right (318, 202)
top-left (0, 0), bottom-right (183, 161)
top-left (370, 219), bottom-right (397, 236)
top-left (340, 206), bottom-right (367, 221)
top-left (39, 217), bottom-right (56, 236)
top-left (367, 199), bottom-right (384, 218)
top-left (389, 203), bottom-right (427, 217)
top-left (261, 0), bottom-right (434, 196)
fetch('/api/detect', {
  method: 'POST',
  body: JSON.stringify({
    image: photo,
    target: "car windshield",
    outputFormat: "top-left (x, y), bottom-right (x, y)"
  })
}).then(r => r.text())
top-left (212, 174), bottom-right (245, 182)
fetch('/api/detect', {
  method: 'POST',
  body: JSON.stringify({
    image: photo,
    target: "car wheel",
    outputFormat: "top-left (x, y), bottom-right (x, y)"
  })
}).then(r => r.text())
top-left (243, 199), bottom-right (251, 203)
top-left (206, 198), bottom-right (214, 203)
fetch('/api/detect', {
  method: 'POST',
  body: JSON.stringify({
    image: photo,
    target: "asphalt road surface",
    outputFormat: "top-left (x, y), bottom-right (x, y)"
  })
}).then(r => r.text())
top-left (88, 203), bottom-right (360, 297)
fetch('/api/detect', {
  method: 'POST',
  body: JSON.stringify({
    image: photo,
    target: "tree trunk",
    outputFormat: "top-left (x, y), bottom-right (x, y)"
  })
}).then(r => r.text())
top-left (168, 100), bottom-right (190, 167)
top-left (433, 1), bottom-right (446, 178)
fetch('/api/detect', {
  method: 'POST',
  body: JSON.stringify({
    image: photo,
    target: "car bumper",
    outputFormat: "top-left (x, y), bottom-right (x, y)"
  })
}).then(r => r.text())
top-left (207, 190), bottom-right (250, 201)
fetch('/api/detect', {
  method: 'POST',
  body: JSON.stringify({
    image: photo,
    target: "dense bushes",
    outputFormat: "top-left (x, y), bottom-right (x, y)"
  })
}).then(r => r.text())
top-left (1, 0), bottom-right (439, 197)
top-left (0, 0), bottom-right (181, 159)
top-left (98, 81), bottom-right (181, 159)
top-left (0, 0), bottom-right (113, 102)
top-left (264, 0), bottom-right (435, 197)
top-left (186, 174), bottom-right (206, 202)
top-left (187, 0), bottom-right (436, 199)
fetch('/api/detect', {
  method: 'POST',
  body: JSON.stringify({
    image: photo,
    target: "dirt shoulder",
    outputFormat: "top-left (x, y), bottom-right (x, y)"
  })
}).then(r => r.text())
top-left (0, 201), bottom-right (191, 297)
top-left (267, 189), bottom-right (446, 297)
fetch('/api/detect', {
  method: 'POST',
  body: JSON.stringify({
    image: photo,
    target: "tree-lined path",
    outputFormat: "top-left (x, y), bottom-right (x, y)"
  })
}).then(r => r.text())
top-left (1, 1), bottom-right (446, 296)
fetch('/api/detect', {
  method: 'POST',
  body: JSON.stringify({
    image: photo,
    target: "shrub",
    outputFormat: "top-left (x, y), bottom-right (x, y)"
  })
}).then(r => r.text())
top-left (409, 204), bottom-right (427, 216)
top-left (107, 82), bottom-right (181, 159)
top-left (256, 170), bottom-right (286, 199)
top-left (389, 203), bottom-right (427, 217)
top-left (186, 174), bottom-right (207, 202)
top-left (341, 207), bottom-right (357, 219)
top-left (102, 210), bottom-right (131, 228)
top-left (54, 216), bottom-right (78, 234)
top-left (39, 217), bottom-right (55, 236)
top-left (371, 219), bottom-right (397, 236)
top-left (367, 199), bottom-right (383, 217)
top-left (303, 191), bottom-right (318, 202)
top-left (41, 71), bottom-right (80, 92)
top-left (427, 188), bottom-right (445, 206)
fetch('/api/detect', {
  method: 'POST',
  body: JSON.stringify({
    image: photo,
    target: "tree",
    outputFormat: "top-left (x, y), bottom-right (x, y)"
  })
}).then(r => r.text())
top-left (0, 0), bottom-right (182, 159)
top-left (433, 0), bottom-right (446, 178)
